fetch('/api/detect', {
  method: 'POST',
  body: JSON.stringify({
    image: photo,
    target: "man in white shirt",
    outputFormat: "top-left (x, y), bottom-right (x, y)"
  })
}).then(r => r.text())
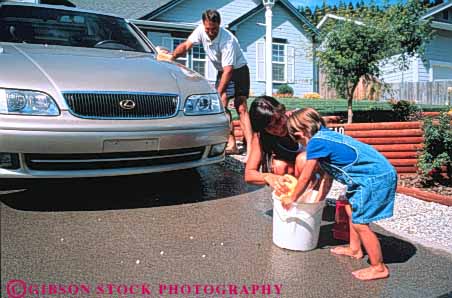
top-left (171, 9), bottom-right (252, 159)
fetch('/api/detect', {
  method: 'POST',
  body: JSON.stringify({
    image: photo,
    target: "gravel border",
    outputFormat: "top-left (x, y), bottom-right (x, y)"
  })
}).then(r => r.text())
top-left (223, 155), bottom-right (452, 255)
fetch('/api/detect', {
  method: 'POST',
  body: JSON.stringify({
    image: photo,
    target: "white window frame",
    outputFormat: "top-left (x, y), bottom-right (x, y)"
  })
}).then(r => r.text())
top-left (272, 42), bottom-right (287, 83)
top-left (163, 37), bottom-right (207, 77)
top-left (256, 42), bottom-right (265, 82)
top-left (429, 60), bottom-right (452, 81)
top-left (170, 38), bottom-right (189, 67)
top-left (256, 41), bottom-right (294, 83)
top-left (191, 44), bottom-right (207, 77)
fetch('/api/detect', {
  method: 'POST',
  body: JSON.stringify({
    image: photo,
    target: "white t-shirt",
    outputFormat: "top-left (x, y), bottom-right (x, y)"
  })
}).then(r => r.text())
top-left (188, 24), bottom-right (247, 71)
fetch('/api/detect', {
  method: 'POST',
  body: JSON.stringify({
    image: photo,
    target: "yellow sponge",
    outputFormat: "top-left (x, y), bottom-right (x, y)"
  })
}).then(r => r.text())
top-left (278, 174), bottom-right (298, 205)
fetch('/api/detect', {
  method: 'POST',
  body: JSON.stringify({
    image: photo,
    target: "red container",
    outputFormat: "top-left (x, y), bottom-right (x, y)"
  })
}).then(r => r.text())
top-left (333, 199), bottom-right (350, 241)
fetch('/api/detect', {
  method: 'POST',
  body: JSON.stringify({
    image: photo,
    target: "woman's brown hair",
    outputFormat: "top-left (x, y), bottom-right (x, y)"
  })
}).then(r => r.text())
top-left (287, 108), bottom-right (325, 139)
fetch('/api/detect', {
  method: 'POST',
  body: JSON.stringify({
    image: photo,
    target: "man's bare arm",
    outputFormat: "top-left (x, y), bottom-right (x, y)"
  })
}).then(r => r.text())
top-left (171, 40), bottom-right (193, 60)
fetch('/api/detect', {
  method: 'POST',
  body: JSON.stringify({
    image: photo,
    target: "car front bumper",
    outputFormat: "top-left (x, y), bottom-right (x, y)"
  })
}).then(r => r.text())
top-left (0, 124), bottom-right (229, 178)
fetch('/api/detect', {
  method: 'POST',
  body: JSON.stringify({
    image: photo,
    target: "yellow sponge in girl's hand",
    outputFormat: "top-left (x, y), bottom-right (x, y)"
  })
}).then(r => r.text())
top-left (278, 174), bottom-right (298, 205)
top-left (283, 174), bottom-right (298, 192)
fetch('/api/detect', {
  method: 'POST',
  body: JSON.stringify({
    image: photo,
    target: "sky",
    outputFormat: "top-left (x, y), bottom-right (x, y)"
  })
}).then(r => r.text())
top-left (288, 0), bottom-right (399, 9)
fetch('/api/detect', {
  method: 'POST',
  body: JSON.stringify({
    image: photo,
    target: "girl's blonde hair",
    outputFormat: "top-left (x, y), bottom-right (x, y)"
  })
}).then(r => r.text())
top-left (287, 108), bottom-right (325, 139)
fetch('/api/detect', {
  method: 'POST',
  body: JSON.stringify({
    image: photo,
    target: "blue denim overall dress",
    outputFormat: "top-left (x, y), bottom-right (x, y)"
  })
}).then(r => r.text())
top-left (312, 129), bottom-right (397, 224)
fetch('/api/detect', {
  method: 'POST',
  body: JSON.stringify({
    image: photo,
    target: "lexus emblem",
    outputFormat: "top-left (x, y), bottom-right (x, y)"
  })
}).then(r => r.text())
top-left (119, 99), bottom-right (136, 110)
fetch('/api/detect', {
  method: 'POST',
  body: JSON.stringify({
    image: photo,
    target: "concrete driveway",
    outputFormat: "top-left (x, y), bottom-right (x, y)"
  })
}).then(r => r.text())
top-left (1, 164), bottom-right (451, 298)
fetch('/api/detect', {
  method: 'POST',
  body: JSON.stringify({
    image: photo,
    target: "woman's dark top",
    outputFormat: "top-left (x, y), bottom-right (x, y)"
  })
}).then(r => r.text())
top-left (260, 132), bottom-right (303, 172)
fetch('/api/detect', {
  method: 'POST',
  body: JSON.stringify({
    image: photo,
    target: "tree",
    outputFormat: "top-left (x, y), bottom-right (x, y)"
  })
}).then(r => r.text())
top-left (304, 6), bottom-right (314, 24)
top-left (321, 0), bottom-right (331, 16)
top-left (317, 0), bottom-right (433, 123)
top-left (355, 1), bottom-right (362, 16)
top-left (331, 4), bottom-right (338, 15)
top-left (337, 1), bottom-right (347, 16)
top-left (358, 0), bottom-right (366, 10)
top-left (346, 2), bottom-right (354, 17)
top-left (313, 5), bottom-right (322, 25)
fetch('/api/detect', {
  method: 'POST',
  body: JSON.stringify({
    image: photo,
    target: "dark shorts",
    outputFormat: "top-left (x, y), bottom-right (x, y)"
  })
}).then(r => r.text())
top-left (216, 65), bottom-right (250, 99)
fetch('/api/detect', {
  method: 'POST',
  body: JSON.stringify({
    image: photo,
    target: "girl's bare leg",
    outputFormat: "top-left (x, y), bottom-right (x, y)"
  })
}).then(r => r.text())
top-left (351, 223), bottom-right (389, 281)
top-left (330, 204), bottom-right (364, 259)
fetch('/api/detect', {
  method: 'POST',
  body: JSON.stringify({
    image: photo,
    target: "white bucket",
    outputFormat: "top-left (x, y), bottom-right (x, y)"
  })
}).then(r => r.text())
top-left (272, 192), bottom-right (325, 251)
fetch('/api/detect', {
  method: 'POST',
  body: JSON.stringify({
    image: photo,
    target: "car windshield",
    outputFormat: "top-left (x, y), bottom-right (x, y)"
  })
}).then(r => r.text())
top-left (0, 5), bottom-right (149, 52)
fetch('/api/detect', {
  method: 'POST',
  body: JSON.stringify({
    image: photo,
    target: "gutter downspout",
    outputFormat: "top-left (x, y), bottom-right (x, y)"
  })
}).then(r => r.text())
top-left (312, 36), bottom-right (319, 93)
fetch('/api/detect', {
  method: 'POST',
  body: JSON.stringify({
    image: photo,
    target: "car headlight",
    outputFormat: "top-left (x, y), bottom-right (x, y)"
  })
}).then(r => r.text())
top-left (0, 89), bottom-right (60, 116)
top-left (184, 93), bottom-right (223, 115)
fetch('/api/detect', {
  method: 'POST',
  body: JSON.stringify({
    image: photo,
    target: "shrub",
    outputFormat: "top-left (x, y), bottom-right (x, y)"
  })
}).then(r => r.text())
top-left (303, 92), bottom-right (321, 99)
top-left (389, 99), bottom-right (421, 121)
top-left (276, 84), bottom-right (294, 96)
top-left (417, 112), bottom-right (452, 185)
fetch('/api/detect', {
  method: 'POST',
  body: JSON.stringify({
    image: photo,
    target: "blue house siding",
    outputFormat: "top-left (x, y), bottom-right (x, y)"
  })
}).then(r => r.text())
top-left (425, 30), bottom-right (452, 81)
top-left (417, 57), bottom-right (430, 82)
top-left (235, 3), bottom-right (315, 96)
top-left (135, 0), bottom-right (317, 96)
top-left (378, 1), bottom-right (452, 85)
top-left (426, 30), bottom-right (452, 64)
top-left (146, 31), bottom-right (169, 48)
top-left (379, 28), bottom-right (452, 83)
top-left (152, 0), bottom-right (259, 25)
top-left (379, 55), bottom-right (417, 83)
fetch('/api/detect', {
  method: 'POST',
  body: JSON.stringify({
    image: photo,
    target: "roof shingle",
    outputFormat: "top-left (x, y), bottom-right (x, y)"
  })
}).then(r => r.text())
top-left (68, 0), bottom-right (172, 19)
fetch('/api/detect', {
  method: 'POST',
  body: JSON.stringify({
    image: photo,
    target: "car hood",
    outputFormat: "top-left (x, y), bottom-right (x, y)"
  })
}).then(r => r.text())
top-left (0, 43), bottom-right (214, 108)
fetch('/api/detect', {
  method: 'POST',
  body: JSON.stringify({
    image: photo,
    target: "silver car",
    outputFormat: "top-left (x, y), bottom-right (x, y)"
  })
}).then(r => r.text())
top-left (0, 2), bottom-right (229, 178)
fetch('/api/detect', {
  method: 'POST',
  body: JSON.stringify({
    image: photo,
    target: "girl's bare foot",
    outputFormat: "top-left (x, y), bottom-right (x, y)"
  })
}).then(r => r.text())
top-left (330, 246), bottom-right (364, 259)
top-left (352, 265), bottom-right (389, 281)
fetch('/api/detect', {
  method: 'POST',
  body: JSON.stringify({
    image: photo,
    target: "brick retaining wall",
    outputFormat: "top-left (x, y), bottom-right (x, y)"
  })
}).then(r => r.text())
top-left (328, 122), bottom-right (423, 174)
top-left (232, 120), bottom-right (424, 174)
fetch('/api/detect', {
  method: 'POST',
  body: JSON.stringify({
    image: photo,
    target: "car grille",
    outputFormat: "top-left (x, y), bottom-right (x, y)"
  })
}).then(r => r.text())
top-left (24, 147), bottom-right (204, 171)
top-left (63, 92), bottom-right (180, 119)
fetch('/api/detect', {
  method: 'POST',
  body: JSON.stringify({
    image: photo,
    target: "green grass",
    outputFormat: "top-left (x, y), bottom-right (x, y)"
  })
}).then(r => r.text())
top-left (230, 97), bottom-right (449, 120)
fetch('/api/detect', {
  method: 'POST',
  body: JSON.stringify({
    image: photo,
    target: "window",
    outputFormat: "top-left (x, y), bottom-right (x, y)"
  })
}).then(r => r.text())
top-left (272, 43), bottom-right (286, 83)
top-left (171, 38), bottom-right (189, 67)
top-left (0, 5), bottom-right (147, 52)
top-left (256, 41), bottom-right (294, 83)
top-left (442, 10), bottom-right (449, 21)
top-left (192, 44), bottom-right (206, 76)
top-left (164, 37), bottom-right (207, 76)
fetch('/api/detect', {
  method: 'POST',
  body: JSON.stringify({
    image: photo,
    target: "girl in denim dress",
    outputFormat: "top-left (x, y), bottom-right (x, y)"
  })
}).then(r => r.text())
top-left (245, 97), bottom-right (332, 201)
top-left (281, 107), bottom-right (397, 281)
